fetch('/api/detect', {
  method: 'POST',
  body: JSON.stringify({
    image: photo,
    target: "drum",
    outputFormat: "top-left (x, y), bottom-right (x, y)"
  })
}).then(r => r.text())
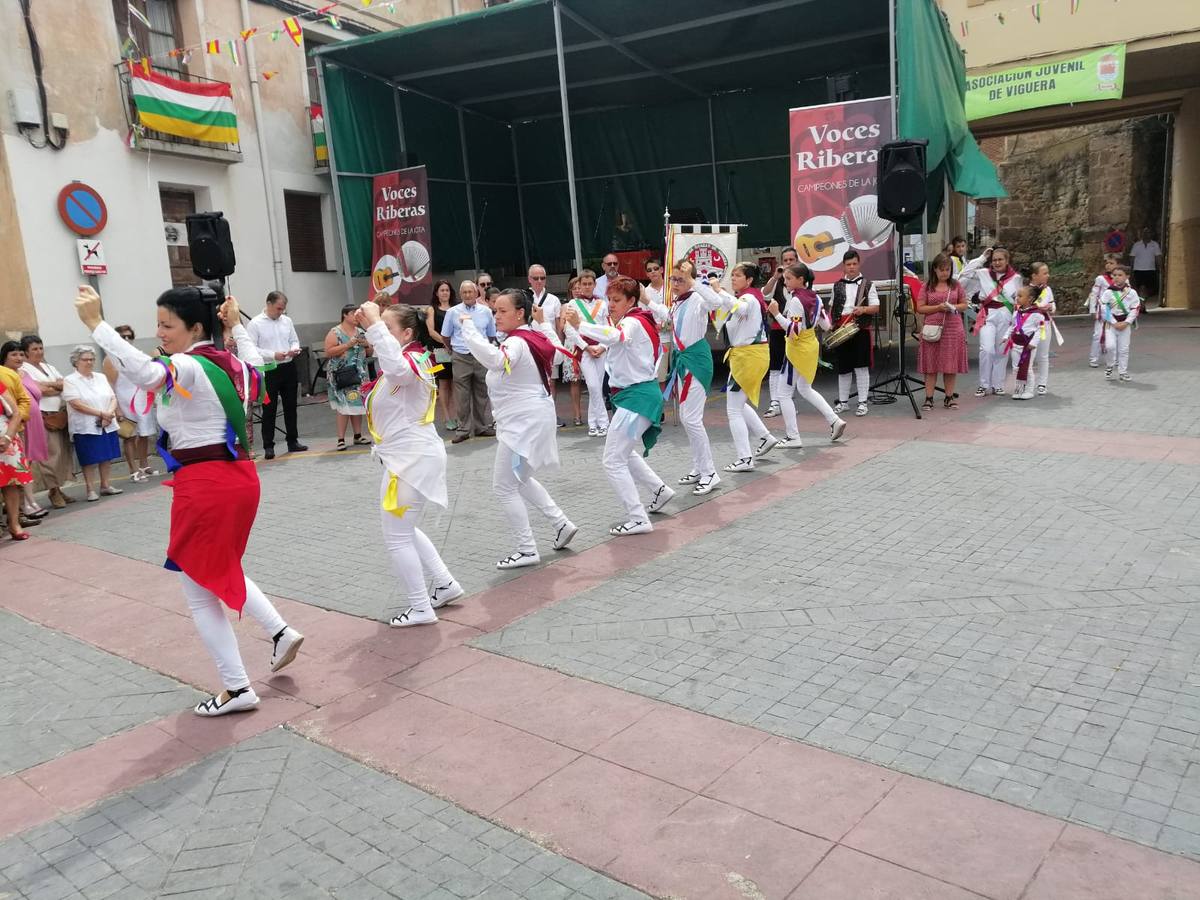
top-left (824, 320), bottom-right (860, 349)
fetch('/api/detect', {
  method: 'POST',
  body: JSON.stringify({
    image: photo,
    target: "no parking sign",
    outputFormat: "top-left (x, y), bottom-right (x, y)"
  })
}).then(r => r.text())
top-left (57, 182), bottom-right (108, 236)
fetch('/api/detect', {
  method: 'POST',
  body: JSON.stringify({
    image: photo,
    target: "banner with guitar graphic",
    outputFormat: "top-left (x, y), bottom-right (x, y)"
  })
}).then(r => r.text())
top-left (371, 166), bottom-right (432, 304)
top-left (666, 224), bottom-right (739, 296)
top-left (789, 97), bottom-right (895, 287)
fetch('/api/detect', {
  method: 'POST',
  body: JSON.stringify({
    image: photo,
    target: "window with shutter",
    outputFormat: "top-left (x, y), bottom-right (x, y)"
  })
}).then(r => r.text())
top-left (113, 0), bottom-right (185, 74)
top-left (284, 192), bottom-right (329, 273)
top-left (159, 188), bottom-right (200, 287)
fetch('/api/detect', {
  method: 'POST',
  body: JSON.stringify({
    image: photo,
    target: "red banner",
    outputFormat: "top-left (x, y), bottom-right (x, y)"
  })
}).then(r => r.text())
top-left (370, 166), bottom-right (432, 304)
top-left (789, 97), bottom-right (895, 287)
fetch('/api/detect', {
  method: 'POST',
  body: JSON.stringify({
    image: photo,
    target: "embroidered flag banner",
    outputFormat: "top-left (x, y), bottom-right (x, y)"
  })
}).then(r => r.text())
top-left (371, 166), bottom-right (433, 303)
top-left (310, 103), bottom-right (327, 164)
top-left (129, 66), bottom-right (238, 144)
top-left (667, 224), bottom-right (739, 290)
top-left (789, 96), bottom-right (895, 286)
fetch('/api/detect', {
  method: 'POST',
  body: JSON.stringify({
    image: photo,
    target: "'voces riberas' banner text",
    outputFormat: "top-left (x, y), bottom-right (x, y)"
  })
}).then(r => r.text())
top-left (371, 166), bottom-right (432, 303)
top-left (966, 44), bottom-right (1125, 122)
top-left (789, 96), bottom-right (895, 287)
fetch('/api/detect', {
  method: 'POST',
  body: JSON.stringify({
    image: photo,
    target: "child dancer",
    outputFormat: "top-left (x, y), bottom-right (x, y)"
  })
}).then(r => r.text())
top-left (1099, 266), bottom-right (1141, 381)
top-left (563, 276), bottom-right (674, 535)
top-left (761, 247), bottom-right (800, 418)
top-left (1029, 262), bottom-right (1060, 395)
top-left (828, 250), bottom-right (879, 417)
top-left (767, 263), bottom-right (847, 443)
top-left (1006, 285), bottom-right (1045, 401)
top-left (564, 271), bottom-right (610, 436)
top-left (1087, 253), bottom-right (1119, 368)
top-left (960, 246), bottom-right (1021, 396)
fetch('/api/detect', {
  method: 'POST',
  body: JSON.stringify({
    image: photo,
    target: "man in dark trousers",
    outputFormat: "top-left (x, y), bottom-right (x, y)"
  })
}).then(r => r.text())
top-left (247, 291), bottom-right (308, 460)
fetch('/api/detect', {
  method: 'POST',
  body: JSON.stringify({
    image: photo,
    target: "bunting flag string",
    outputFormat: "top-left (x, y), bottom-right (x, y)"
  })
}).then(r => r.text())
top-left (947, 0), bottom-right (1116, 40)
top-left (123, 0), bottom-right (407, 70)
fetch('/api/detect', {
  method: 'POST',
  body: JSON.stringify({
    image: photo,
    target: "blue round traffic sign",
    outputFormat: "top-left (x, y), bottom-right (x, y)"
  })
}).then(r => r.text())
top-left (57, 182), bottom-right (108, 236)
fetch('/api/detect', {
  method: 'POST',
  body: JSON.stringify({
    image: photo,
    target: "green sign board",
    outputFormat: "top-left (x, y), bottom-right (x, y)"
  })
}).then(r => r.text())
top-left (966, 44), bottom-right (1126, 121)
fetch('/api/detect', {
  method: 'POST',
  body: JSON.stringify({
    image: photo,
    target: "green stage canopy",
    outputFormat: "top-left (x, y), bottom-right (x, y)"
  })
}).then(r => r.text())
top-left (313, 0), bottom-right (1000, 282)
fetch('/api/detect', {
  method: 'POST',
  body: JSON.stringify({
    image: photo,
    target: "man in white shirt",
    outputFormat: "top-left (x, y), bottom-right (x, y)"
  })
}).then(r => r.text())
top-left (247, 291), bottom-right (306, 459)
top-left (593, 252), bottom-right (620, 299)
top-left (528, 264), bottom-right (564, 422)
top-left (1128, 228), bottom-right (1162, 306)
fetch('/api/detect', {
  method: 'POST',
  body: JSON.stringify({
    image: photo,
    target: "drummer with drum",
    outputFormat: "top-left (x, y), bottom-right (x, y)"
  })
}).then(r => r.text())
top-left (827, 250), bottom-right (878, 417)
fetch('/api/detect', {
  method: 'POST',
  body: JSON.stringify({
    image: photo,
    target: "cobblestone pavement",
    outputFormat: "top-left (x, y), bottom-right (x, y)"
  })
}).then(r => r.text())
top-left (0, 611), bottom-right (201, 776)
top-left (477, 438), bottom-right (1200, 858)
top-left (0, 729), bottom-right (647, 900)
top-left (1, 312), bottom-right (1198, 899)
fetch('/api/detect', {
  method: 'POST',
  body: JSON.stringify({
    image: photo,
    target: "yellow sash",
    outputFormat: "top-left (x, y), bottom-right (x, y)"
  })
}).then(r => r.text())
top-left (785, 328), bottom-right (819, 385)
top-left (365, 364), bottom-right (438, 519)
top-left (723, 343), bottom-right (770, 407)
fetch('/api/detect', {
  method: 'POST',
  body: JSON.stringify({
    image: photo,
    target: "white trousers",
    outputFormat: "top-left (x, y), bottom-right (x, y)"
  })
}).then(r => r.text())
top-left (677, 381), bottom-right (714, 476)
top-left (1035, 336), bottom-right (1052, 387)
top-left (837, 368), bottom-right (870, 404)
top-left (580, 354), bottom-right (609, 430)
top-left (1089, 318), bottom-right (1104, 364)
top-left (976, 320), bottom-right (1009, 390)
top-left (179, 571), bottom-right (286, 692)
top-left (602, 408), bottom-right (666, 522)
top-left (726, 388), bottom-right (769, 459)
top-left (768, 370), bottom-right (782, 404)
top-left (493, 442), bottom-right (568, 555)
top-left (379, 472), bottom-right (454, 616)
top-left (779, 373), bottom-right (839, 438)
top-left (1104, 324), bottom-right (1132, 374)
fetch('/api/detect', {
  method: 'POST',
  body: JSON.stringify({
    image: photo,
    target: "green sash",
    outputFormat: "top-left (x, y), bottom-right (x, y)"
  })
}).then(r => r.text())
top-left (669, 339), bottom-right (713, 394)
top-left (612, 380), bottom-right (663, 457)
top-left (160, 354), bottom-right (252, 453)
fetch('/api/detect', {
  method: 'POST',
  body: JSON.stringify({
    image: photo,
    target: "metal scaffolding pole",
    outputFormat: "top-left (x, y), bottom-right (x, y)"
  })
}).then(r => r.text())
top-left (393, 86), bottom-right (407, 159)
top-left (316, 58), bottom-right (356, 305)
top-left (458, 106), bottom-right (480, 273)
top-left (512, 126), bottom-right (530, 272)
top-left (552, 0), bottom-right (583, 272)
top-left (707, 97), bottom-right (719, 220)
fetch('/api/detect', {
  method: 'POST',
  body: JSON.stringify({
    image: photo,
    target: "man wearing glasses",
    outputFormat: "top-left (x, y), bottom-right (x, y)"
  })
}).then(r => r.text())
top-left (528, 264), bottom-right (564, 423)
top-left (594, 253), bottom-right (621, 299)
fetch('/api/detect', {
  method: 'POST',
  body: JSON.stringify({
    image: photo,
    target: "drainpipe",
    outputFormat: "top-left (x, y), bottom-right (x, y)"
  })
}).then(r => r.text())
top-left (240, 0), bottom-right (284, 291)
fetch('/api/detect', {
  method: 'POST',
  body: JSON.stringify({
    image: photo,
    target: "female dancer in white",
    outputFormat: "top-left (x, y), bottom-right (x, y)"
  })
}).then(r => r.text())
top-left (74, 285), bottom-right (304, 716)
top-left (459, 289), bottom-right (578, 569)
top-left (563, 277), bottom-right (610, 437)
top-left (564, 276), bottom-right (674, 535)
top-left (358, 301), bottom-right (463, 627)
top-left (960, 246), bottom-right (1021, 396)
top-left (713, 263), bottom-right (779, 471)
top-left (767, 263), bottom-right (848, 445)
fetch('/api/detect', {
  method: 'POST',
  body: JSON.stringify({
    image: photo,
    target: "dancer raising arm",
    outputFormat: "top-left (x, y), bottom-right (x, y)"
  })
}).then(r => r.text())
top-left (74, 284), bottom-right (305, 716)
top-left (458, 289), bottom-right (578, 569)
top-left (960, 246), bottom-right (1021, 396)
top-left (563, 276), bottom-right (674, 535)
top-left (357, 301), bottom-right (463, 627)
top-left (712, 263), bottom-right (779, 472)
top-left (767, 263), bottom-right (848, 443)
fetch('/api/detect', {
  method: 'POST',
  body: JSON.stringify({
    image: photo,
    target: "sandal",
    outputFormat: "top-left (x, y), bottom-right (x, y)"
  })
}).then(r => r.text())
top-left (944, 396), bottom-right (959, 409)
top-left (353, 434), bottom-right (371, 445)
top-left (922, 397), bottom-right (934, 411)
top-left (336, 438), bottom-right (347, 451)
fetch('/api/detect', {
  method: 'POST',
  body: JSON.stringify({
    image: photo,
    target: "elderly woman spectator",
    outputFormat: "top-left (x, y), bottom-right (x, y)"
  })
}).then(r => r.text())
top-left (2, 341), bottom-right (50, 522)
top-left (19, 334), bottom-right (75, 507)
top-left (0, 353), bottom-right (33, 539)
top-left (62, 345), bottom-right (123, 501)
top-left (324, 303), bottom-right (371, 451)
top-left (103, 325), bottom-right (159, 482)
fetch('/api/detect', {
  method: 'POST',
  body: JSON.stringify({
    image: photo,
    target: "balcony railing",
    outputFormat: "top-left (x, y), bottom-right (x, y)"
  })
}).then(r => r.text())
top-left (116, 62), bottom-right (241, 158)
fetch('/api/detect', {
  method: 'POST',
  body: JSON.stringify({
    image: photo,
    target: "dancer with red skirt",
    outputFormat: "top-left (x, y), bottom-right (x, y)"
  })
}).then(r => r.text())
top-left (75, 285), bottom-right (305, 717)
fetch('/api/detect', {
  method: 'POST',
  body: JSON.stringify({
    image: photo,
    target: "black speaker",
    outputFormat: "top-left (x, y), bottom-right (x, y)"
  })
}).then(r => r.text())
top-left (186, 212), bottom-right (236, 281)
top-left (877, 140), bottom-right (928, 225)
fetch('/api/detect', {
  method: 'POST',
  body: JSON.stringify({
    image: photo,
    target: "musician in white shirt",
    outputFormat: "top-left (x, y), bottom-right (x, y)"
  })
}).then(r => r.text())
top-left (246, 291), bottom-right (306, 459)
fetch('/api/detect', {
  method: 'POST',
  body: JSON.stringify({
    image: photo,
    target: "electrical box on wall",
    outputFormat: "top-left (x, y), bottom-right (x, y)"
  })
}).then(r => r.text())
top-left (7, 88), bottom-right (41, 127)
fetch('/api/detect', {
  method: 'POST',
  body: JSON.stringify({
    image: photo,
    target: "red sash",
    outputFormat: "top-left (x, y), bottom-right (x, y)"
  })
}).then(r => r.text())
top-left (503, 328), bottom-right (555, 394)
top-left (623, 307), bottom-right (662, 361)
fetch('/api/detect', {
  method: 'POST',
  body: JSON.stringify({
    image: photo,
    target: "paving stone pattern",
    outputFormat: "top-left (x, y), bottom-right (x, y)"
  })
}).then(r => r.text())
top-left (0, 611), bottom-right (202, 776)
top-left (477, 440), bottom-right (1200, 859)
top-left (0, 728), bottom-right (648, 900)
top-left (36, 405), bottom-right (826, 621)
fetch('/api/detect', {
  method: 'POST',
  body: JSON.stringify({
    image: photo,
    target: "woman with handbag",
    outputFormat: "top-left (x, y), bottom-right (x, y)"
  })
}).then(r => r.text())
top-left (74, 284), bottom-right (306, 715)
top-left (19, 335), bottom-right (75, 507)
top-left (325, 304), bottom-right (372, 451)
top-left (103, 326), bottom-right (160, 482)
top-left (915, 253), bottom-right (969, 410)
top-left (3, 342), bottom-right (51, 522)
top-left (424, 280), bottom-right (457, 431)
